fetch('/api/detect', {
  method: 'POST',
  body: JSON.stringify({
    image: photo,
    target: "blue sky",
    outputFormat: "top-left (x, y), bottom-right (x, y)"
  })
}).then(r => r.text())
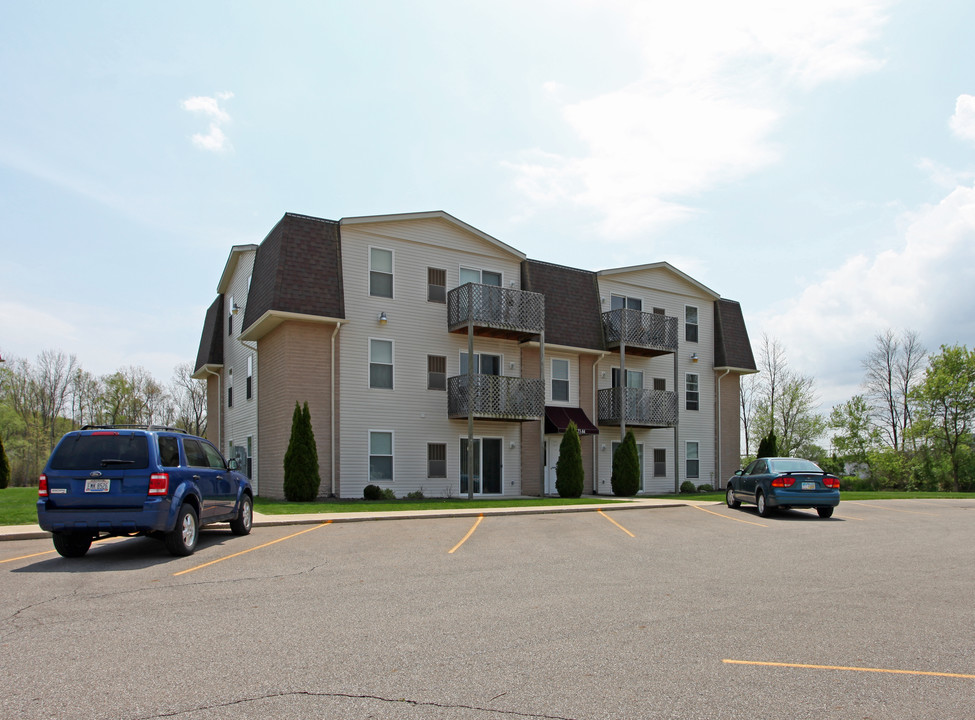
top-left (2, 0), bottom-right (974, 413)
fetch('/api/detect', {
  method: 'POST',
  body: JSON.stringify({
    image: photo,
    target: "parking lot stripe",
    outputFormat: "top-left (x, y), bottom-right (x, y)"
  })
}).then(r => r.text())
top-left (448, 514), bottom-right (484, 554)
top-left (690, 504), bottom-right (767, 527)
top-left (598, 509), bottom-right (635, 537)
top-left (1, 549), bottom-right (56, 564)
top-left (846, 501), bottom-right (937, 516)
top-left (723, 659), bottom-right (975, 680)
top-left (173, 521), bottom-right (332, 576)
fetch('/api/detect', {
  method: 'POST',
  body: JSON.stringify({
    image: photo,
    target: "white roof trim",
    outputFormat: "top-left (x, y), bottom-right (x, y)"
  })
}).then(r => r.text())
top-left (239, 309), bottom-right (344, 342)
top-left (340, 211), bottom-right (526, 260)
top-left (216, 244), bottom-right (259, 294)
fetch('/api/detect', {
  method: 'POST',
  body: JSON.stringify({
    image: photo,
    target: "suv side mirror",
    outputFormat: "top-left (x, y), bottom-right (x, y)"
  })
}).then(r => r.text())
top-left (228, 458), bottom-right (239, 471)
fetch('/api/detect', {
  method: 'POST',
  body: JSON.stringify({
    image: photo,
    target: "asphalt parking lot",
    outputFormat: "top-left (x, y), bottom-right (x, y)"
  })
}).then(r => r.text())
top-left (2, 499), bottom-right (974, 719)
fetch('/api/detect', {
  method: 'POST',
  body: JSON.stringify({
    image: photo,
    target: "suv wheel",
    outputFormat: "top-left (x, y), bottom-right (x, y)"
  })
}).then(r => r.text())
top-left (230, 494), bottom-right (253, 536)
top-left (52, 532), bottom-right (92, 558)
top-left (165, 503), bottom-right (199, 556)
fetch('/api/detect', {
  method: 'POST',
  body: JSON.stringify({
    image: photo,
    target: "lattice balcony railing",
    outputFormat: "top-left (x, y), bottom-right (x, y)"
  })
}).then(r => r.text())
top-left (448, 374), bottom-right (545, 421)
top-left (597, 387), bottom-right (678, 427)
top-left (601, 309), bottom-right (678, 353)
top-left (448, 283), bottom-right (545, 336)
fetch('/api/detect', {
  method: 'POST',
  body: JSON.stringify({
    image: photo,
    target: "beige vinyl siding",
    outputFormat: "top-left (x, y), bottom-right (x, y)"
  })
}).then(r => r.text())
top-left (337, 218), bottom-right (527, 498)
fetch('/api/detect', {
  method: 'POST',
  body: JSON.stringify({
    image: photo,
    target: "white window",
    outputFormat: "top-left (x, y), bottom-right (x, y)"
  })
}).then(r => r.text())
top-left (427, 443), bottom-right (447, 478)
top-left (369, 431), bottom-right (393, 482)
top-left (611, 295), bottom-right (642, 311)
top-left (686, 373), bottom-right (699, 411)
top-left (653, 448), bottom-right (667, 477)
top-left (686, 442), bottom-right (699, 479)
top-left (370, 339), bottom-right (393, 389)
top-left (685, 305), bottom-right (699, 343)
top-left (460, 267), bottom-right (502, 286)
top-left (370, 248), bottom-right (393, 298)
top-left (612, 368), bottom-right (644, 388)
top-left (460, 352), bottom-right (501, 376)
top-left (551, 358), bottom-right (569, 402)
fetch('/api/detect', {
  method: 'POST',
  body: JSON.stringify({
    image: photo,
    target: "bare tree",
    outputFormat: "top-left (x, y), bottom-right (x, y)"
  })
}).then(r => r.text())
top-left (740, 374), bottom-right (759, 455)
top-left (863, 329), bottom-right (926, 450)
top-left (168, 362), bottom-right (207, 435)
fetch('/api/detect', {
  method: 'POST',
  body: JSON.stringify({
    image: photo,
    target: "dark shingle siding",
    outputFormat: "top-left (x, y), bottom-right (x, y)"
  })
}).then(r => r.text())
top-left (243, 213), bottom-right (344, 330)
top-left (714, 299), bottom-right (756, 370)
top-left (194, 295), bottom-right (224, 372)
top-left (522, 260), bottom-right (604, 351)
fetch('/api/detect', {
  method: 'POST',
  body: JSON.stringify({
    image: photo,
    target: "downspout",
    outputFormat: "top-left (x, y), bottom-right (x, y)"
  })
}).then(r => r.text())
top-left (240, 339), bottom-right (259, 494)
top-left (203, 367), bottom-right (221, 449)
top-left (331, 321), bottom-right (342, 497)
top-left (592, 350), bottom-right (608, 495)
top-left (674, 349), bottom-right (680, 493)
top-left (716, 368), bottom-right (731, 486)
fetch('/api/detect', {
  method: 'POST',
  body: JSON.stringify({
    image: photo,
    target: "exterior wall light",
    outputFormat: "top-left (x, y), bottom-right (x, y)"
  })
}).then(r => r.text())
top-left (690, 353), bottom-right (699, 363)
top-left (378, 312), bottom-right (388, 325)
top-left (232, 302), bottom-right (242, 315)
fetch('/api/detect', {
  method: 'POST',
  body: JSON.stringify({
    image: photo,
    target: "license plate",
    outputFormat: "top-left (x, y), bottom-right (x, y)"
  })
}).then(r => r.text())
top-left (801, 481), bottom-right (816, 491)
top-left (85, 478), bottom-right (110, 493)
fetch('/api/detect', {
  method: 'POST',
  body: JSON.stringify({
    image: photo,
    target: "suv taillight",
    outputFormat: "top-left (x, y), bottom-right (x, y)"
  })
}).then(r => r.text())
top-left (771, 476), bottom-right (796, 488)
top-left (39, 474), bottom-right (49, 498)
top-left (148, 473), bottom-right (169, 496)
top-left (823, 476), bottom-right (840, 489)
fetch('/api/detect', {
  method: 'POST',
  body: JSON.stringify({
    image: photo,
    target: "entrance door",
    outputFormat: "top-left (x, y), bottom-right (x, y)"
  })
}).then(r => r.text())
top-left (460, 438), bottom-right (503, 495)
top-left (544, 438), bottom-right (560, 495)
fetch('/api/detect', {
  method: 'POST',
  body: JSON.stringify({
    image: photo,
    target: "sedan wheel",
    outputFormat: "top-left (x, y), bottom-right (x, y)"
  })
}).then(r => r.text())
top-left (756, 491), bottom-right (772, 518)
top-left (817, 506), bottom-right (834, 519)
top-left (726, 486), bottom-right (740, 508)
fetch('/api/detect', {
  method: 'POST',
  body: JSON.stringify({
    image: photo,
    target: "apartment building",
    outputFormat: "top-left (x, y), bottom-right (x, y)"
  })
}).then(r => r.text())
top-left (194, 211), bottom-right (756, 499)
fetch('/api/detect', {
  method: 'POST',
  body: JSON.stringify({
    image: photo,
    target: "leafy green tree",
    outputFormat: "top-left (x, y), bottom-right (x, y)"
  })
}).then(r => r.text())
top-left (283, 401), bottom-right (321, 501)
top-left (829, 395), bottom-right (879, 471)
top-left (555, 421), bottom-right (584, 498)
top-left (611, 431), bottom-right (640, 496)
top-left (913, 344), bottom-right (975, 491)
top-left (0, 433), bottom-right (10, 489)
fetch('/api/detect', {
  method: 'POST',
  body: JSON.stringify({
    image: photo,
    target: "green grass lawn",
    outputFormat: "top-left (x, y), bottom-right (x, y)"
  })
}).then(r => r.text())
top-left (4, 487), bottom-right (973, 526)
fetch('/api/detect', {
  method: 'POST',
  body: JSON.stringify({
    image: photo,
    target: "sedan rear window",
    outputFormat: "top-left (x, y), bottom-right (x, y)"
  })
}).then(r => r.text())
top-left (50, 434), bottom-right (150, 470)
top-left (769, 459), bottom-right (822, 474)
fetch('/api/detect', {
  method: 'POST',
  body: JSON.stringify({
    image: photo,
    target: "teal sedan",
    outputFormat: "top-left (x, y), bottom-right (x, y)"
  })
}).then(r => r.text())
top-left (726, 457), bottom-right (840, 518)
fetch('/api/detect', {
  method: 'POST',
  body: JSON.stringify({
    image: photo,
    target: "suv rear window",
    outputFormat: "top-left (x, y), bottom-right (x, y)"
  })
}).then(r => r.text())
top-left (50, 434), bottom-right (150, 470)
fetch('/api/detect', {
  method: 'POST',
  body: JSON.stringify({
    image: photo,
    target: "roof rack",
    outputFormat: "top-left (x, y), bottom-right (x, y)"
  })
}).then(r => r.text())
top-left (80, 424), bottom-right (192, 434)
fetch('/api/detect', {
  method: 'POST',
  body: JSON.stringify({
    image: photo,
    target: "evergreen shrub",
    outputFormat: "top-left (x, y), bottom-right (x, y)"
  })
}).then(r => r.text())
top-left (555, 422), bottom-right (585, 498)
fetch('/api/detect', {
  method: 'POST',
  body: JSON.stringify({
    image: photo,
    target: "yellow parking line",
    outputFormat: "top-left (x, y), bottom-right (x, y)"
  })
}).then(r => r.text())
top-left (448, 514), bottom-right (483, 554)
top-left (846, 501), bottom-right (937, 516)
top-left (173, 521), bottom-right (332, 576)
top-left (690, 504), bottom-right (767, 527)
top-left (724, 659), bottom-right (975, 680)
top-left (598, 509), bottom-right (635, 537)
top-left (1, 549), bottom-right (56, 564)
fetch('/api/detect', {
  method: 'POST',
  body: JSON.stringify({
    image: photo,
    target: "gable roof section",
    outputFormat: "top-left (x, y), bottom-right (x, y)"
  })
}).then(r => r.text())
top-left (240, 213), bottom-right (345, 340)
top-left (341, 210), bottom-right (526, 261)
top-left (216, 244), bottom-right (259, 295)
top-left (193, 295), bottom-right (224, 377)
top-left (714, 299), bottom-right (757, 372)
top-left (522, 260), bottom-right (604, 351)
top-left (597, 261), bottom-right (719, 299)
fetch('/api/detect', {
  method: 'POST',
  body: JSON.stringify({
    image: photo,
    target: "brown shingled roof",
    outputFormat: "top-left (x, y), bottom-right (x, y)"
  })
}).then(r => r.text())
top-left (194, 295), bottom-right (224, 373)
top-left (714, 299), bottom-right (757, 371)
top-left (521, 260), bottom-right (605, 351)
top-left (242, 213), bottom-right (344, 331)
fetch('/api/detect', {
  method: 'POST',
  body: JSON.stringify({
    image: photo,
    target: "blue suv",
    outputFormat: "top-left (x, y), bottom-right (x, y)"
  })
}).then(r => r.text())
top-left (37, 425), bottom-right (253, 558)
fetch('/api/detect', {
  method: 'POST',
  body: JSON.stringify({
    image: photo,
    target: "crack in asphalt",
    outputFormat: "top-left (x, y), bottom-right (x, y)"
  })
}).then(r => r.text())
top-left (133, 690), bottom-right (580, 719)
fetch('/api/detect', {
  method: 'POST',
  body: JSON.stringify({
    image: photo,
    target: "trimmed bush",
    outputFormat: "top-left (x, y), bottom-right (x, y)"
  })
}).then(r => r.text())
top-left (680, 480), bottom-right (697, 494)
top-left (363, 484), bottom-right (382, 500)
top-left (283, 401), bottom-right (322, 502)
top-left (696, 483), bottom-right (713, 493)
top-left (611, 431), bottom-right (641, 496)
top-left (380, 487), bottom-right (396, 500)
top-left (555, 421), bottom-right (585, 498)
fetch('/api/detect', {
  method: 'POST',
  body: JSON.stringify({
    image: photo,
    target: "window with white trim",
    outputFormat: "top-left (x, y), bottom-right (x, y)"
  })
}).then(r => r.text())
top-left (427, 355), bottom-right (446, 390)
top-left (246, 356), bottom-right (253, 400)
top-left (686, 373), bottom-right (699, 411)
top-left (369, 339), bottom-right (393, 389)
top-left (685, 305), bottom-right (699, 343)
top-left (428, 268), bottom-right (446, 303)
top-left (551, 358), bottom-right (569, 402)
top-left (369, 431), bottom-right (393, 482)
top-left (653, 448), bottom-right (667, 477)
top-left (686, 442), bottom-right (699, 479)
top-left (612, 368), bottom-right (644, 388)
top-left (460, 267), bottom-right (502, 286)
top-left (427, 443), bottom-right (446, 478)
top-left (370, 248), bottom-right (393, 298)
top-left (611, 295), bottom-right (642, 311)
top-left (460, 352), bottom-right (501, 376)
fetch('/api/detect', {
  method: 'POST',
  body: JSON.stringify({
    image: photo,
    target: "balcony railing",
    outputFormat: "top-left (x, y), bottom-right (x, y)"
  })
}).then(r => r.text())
top-left (598, 387), bottom-right (678, 427)
top-left (448, 374), bottom-right (545, 421)
top-left (448, 283), bottom-right (545, 340)
top-left (601, 309), bottom-right (678, 356)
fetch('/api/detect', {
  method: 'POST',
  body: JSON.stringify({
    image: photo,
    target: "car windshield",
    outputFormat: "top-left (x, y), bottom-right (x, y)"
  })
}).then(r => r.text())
top-left (769, 458), bottom-right (822, 474)
top-left (49, 434), bottom-right (150, 470)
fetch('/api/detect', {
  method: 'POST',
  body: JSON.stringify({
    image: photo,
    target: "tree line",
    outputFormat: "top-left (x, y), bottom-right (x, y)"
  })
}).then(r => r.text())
top-left (741, 330), bottom-right (975, 492)
top-left (0, 350), bottom-right (206, 487)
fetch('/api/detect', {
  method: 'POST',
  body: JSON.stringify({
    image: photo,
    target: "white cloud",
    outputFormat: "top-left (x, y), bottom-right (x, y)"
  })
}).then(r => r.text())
top-left (949, 94), bottom-right (975, 144)
top-left (181, 92), bottom-right (234, 152)
top-left (508, 0), bottom-right (890, 238)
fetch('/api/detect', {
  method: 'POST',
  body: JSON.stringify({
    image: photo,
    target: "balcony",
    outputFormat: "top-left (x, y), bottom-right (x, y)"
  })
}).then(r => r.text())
top-left (448, 283), bottom-right (545, 341)
top-left (598, 387), bottom-right (678, 428)
top-left (448, 374), bottom-right (545, 422)
top-left (601, 309), bottom-right (678, 357)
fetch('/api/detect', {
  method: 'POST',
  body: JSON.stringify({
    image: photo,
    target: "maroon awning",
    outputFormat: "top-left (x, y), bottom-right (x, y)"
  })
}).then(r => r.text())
top-left (544, 406), bottom-right (599, 435)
